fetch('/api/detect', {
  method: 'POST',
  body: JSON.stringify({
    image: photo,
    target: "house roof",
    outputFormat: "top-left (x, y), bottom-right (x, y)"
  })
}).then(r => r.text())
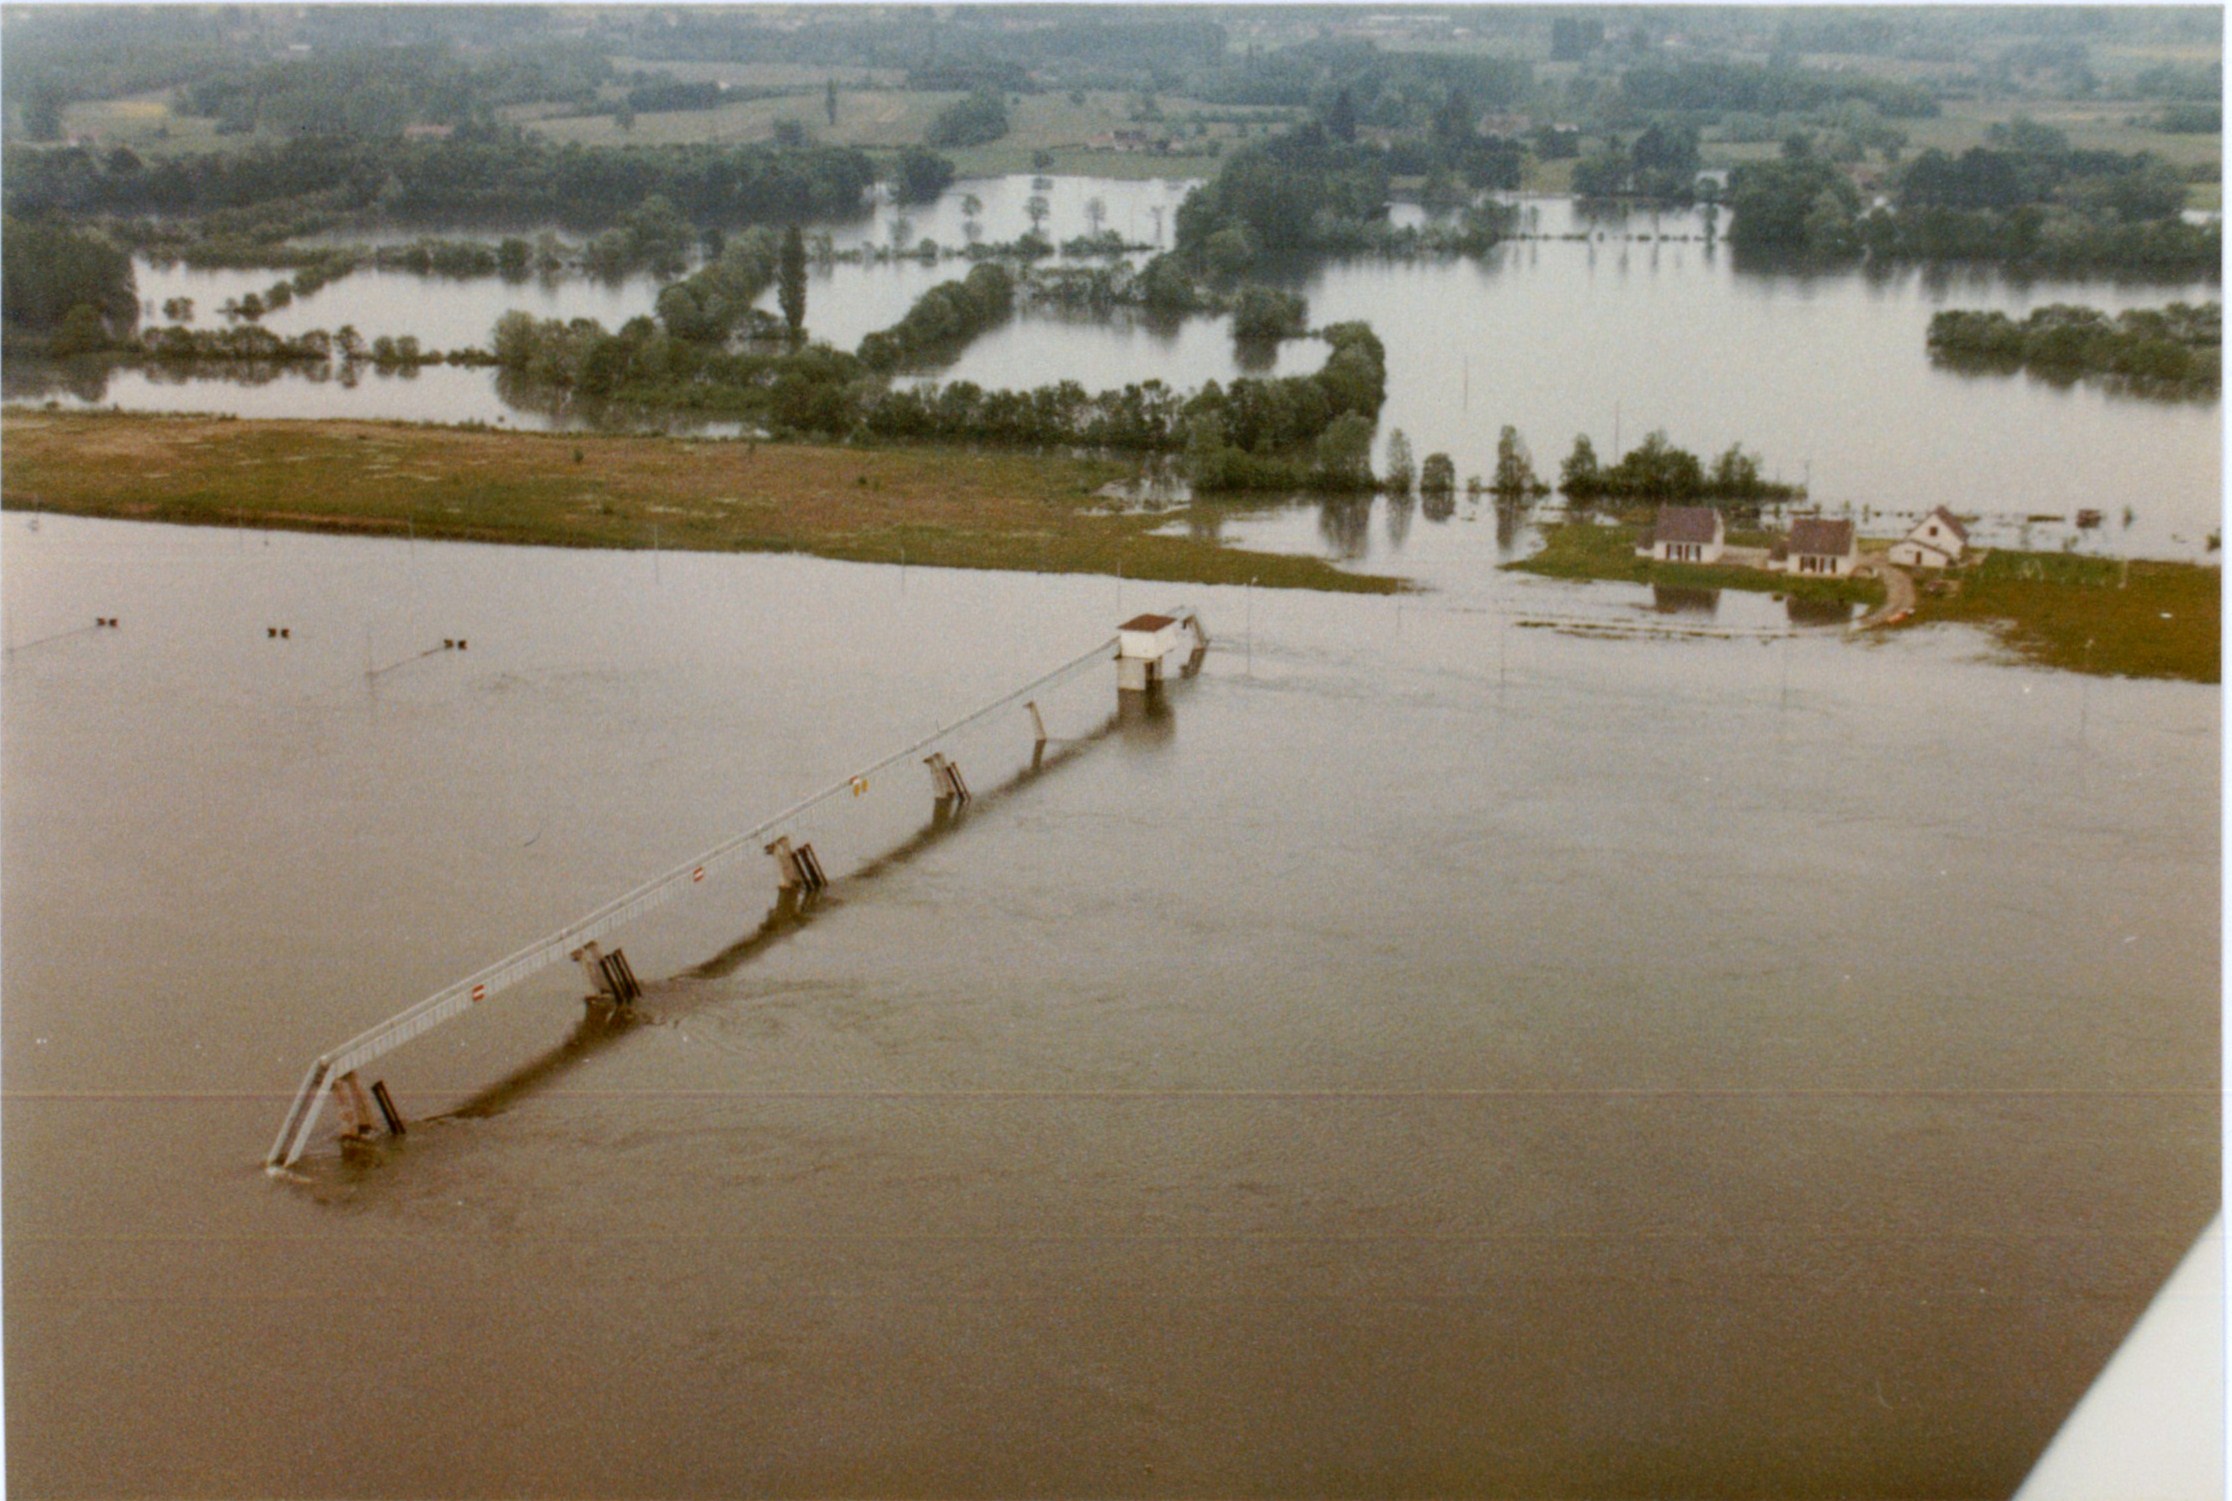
top-left (1787, 518), bottom-right (1855, 557)
top-left (1120, 613), bottom-right (1177, 632)
top-left (1921, 506), bottom-right (1969, 543)
top-left (1654, 505), bottom-right (1721, 545)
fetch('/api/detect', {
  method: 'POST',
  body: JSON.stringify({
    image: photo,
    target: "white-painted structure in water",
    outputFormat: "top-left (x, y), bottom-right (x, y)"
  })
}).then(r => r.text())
top-left (1116, 609), bottom-right (1208, 693)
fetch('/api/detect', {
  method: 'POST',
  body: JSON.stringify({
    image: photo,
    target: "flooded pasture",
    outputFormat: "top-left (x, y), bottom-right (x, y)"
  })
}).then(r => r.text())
top-left (2, 513), bottom-right (2215, 1496)
top-left (4, 178), bottom-right (2218, 559)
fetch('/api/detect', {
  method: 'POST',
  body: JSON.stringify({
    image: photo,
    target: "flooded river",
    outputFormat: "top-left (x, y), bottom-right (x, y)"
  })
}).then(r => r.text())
top-left (3, 178), bottom-right (2219, 559)
top-left (3, 512), bottom-right (2216, 1496)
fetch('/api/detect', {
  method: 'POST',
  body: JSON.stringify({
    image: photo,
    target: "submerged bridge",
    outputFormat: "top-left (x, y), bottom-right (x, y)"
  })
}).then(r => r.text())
top-left (267, 608), bottom-right (1208, 1171)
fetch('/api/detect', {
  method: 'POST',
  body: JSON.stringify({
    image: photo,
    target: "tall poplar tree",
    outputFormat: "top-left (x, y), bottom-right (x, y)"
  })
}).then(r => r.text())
top-left (778, 224), bottom-right (808, 342)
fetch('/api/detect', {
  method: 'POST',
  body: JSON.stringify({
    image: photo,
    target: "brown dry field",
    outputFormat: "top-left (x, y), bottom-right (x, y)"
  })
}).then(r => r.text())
top-left (1, 412), bottom-right (1398, 594)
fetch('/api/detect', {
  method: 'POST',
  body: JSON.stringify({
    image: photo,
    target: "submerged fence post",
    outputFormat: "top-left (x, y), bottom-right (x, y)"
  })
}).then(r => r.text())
top-left (924, 752), bottom-right (971, 806)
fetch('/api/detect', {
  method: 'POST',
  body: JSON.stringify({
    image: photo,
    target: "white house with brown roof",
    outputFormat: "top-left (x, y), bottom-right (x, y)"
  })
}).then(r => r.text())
top-left (1780, 518), bottom-right (1857, 577)
top-left (1888, 507), bottom-right (1969, 569)
top-left (1638, 505), bottom-right (1725, 564)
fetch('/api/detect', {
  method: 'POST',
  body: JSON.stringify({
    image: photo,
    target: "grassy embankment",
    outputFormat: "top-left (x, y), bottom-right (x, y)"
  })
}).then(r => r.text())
top-left (1509, 519), bottom-right (2220, 683)
top-left (0, 411), bottom-right (1398, 595)
top-left (1919, 547), bottom-right (2219, 683)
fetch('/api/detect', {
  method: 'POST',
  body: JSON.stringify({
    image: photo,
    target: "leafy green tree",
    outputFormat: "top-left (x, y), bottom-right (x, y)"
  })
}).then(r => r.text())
top-left (1560, 434), bottom-right (1601, 495)
top-left (20, 81), bottom-right (67, 142)
top-left (1492, 425), bottom-right (1544, 496)
top-left (1315, 412), bottom-right (1375, 488)
top-left (1325, 87), bottom-right (1357, 145)
top-left (1137, 254), bottom-right (1200, 313)
top-left (51, 302), bottom-right (110, 355)
top-left (825, 78), bottom-right (839, 127)
top-left (1726, 155), bottom-right (1861, 254)
top-left (1230, 286), bottom-right (1307, 342)
top-left (1382, 429), bottom-right (1415, 495)
top-left (778, 224), bottom-right (808, 342)
top-left (894, 147), bottom-right (954, 205)
top-left (927, 89), bottom-right (1008, 148)
top-left (0, 215), bottom-right (135, 335)
top-left (1204, 222), bottom-right (1257, 278)
top-left (1419, 452), bottom-right (1456, 496)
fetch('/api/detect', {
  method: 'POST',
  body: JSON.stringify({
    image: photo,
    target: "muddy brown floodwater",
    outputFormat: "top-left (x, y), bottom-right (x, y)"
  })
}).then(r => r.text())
top-left (2, 513), bottom-right (2216, 1497)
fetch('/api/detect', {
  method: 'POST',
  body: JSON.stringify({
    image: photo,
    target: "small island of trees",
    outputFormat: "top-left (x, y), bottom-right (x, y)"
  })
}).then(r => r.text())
top-left (1927, 302), bottom-right (2220, 397)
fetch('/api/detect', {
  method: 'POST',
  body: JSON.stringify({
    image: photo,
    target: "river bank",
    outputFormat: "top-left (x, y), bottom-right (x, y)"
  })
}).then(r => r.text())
top-left (1509, 519), bottom-right (2219, 683)
top-left (0, 411), bottom-right (1400, 595)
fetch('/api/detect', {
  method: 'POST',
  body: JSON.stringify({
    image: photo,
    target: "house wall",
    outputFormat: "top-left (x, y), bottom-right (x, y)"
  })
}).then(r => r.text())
top-left (1651, 539), bottom-right (1724, 564)
top-left (1792, 551), bottom-right (1856, 576)
top-left (1889, 540), bottom-right (1954, 569)
top-left (1910, 517), bottom-right (1965, 560)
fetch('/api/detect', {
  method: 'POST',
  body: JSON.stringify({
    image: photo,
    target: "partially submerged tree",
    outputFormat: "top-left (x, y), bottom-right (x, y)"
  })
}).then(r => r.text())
top-left (778, 224), bottom-right (808, 343)
top-left (1383, 428), bottom-right (1415, 495)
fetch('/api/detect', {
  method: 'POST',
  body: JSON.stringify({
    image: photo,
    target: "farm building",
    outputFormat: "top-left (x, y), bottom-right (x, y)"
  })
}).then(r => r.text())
top-left (1888, 507), bottom-right (1970, 569)
top-left (1638, 506), bottom-right (1725, 564)
top-left (1782, 518), bottom-right (1858, 577)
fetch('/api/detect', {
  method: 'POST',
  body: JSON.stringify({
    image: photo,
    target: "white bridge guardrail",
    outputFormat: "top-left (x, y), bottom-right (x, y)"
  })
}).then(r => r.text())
top-left (267, 627), bottom-right (1139, 1171)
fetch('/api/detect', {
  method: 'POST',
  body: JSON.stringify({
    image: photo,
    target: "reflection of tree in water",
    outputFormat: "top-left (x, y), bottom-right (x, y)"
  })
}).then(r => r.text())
top-left (1233, 337), bottom-right (1279, 374)
top-left (493, 367), bottom-right (574, 420)
top-left (1, 357), bottom-right (112, 404)
top-left (1384, 491), bottom-right (1414, 550)
top-left (1420, 489), bottom-right (1456, 523)
top-left (1317, 494), bottom-right (1372, 559)
top-left (1493, 493), bottom-right (1533, 556)
top-left (1786, 595), bottom-right (1855, 628)
top-left (1652, 583), bottom-right (1719, 616)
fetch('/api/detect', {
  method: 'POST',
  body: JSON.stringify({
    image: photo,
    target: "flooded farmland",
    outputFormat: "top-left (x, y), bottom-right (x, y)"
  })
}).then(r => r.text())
top-left (5, 179), bottom-right (2219, 560)
top-left (2, 512), bottom-right (2215, 1496)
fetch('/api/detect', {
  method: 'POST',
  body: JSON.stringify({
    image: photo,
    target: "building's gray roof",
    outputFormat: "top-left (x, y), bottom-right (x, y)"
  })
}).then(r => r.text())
top-left (1654, 505), bottom-right (1722, 545)
top-left (1788, 518), bottom-right (1856, 557)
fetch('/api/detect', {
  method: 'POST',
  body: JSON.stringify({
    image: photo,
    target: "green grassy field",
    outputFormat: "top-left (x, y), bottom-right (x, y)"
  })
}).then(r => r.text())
top-left (1508, 520), bottom-right (2219, 682)
top-left (1899, 95), bottom-right (2221, 172)
top-left (519, 84), bottom-right (1287, 181)
top-left (611, 59), bottom-right (905, 90)
top-left (58, 92), bottom-right (233, 157)
top-left (1, 411), bottom-right (1400, 595)
top-left (1915, 547), bottom-right (2220, 683)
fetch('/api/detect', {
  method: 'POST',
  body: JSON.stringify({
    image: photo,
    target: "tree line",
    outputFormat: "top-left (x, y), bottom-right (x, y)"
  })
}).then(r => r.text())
top-left (858, 264), bottom-right (1016, 372)
top-left (1928, 303), bottom-right (2220, 397)
top-left (481, 299), bottom-right (1386, 483)
top-left (1559, 430), bottom-right (1805, 505)
top-left (1, 215), bottom-right (137, 343)
top-left (3, 130), bottom-right (880, 232)
top-left (1726, 127), bottom-right (2217, 273)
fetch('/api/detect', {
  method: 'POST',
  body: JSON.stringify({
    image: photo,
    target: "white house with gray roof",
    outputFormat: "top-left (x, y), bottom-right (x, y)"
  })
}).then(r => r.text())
top-left (1779, 518), bottom-right (1858, 577)
top-left (1888, 507), bottom-right (1970, 569)
top-left (1638, 505), bottom-right (1725, 564)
